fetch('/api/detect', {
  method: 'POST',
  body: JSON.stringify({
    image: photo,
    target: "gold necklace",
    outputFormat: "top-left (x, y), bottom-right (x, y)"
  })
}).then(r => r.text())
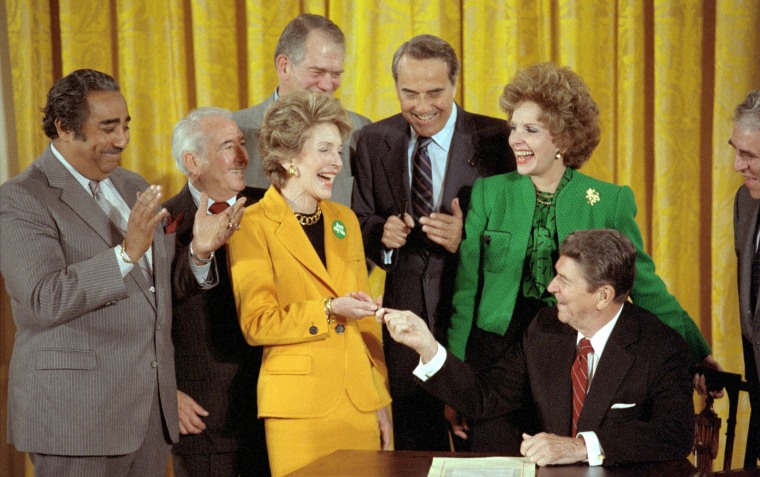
top-left (293, 203), bottom-right (322, 226)
top-left (536, 190), bottom-right (555, 206)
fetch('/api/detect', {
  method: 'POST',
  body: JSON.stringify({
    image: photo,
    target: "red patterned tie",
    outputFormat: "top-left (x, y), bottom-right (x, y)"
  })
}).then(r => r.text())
top-left (208, 201), bottom-right (230, 215)
top-left (571, 337), bottom-right (594, 436)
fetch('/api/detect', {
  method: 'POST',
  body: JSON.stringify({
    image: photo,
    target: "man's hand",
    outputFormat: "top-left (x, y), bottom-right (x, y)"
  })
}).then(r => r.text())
top-left (693, 354), bottom-right (725, 398)
top-left (444, 404), bottom-right (469, 440)
top-left (377, 407), bottom-right (392, 450)
top-left (177, 390), bottom-right (209, 435)
top-left (419, 198), bottom-right (463, 253)
top-left (190, 192), bottom-right (246, 259)
top-left (520, 432), bottom-right (587, 466)
top-left (124, 185), bottom-right (169, 260)
top-left (381, 213), bottom-right (415, 249)
top-left (376, 308), bottom-right (438, 362)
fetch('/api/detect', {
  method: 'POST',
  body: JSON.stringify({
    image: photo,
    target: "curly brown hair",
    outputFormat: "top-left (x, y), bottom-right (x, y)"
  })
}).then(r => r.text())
top-left (259, 91), bottom-right (353, 188)
top-left (500, 62), bottom-right (600, 168)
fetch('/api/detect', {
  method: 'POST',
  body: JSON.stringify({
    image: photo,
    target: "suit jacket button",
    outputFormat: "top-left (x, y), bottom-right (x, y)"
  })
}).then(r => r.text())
top-left (336, 324), bottom-right (345, 334)
top-left (484, 234), bottom-right (491, 245)
top-left (149, 286), bottom-right (156, 293)
top-left (309, 326), bottom-right (318, 335)
top-left (151, 360), bottom-right (158, 368)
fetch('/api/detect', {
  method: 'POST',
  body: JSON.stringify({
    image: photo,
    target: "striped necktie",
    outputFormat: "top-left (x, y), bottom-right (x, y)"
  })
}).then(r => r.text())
top-left (571, 337), bottom-right (594, 436)
top-left (411, 136), bottom-right (434, 218)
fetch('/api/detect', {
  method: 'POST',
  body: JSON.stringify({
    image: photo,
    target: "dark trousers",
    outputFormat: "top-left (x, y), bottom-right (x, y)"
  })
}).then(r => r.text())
top-left (743, 335), bottom-right (760, 468)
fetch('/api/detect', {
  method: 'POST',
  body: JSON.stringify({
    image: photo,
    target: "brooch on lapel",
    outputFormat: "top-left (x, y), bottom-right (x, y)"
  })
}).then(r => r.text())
top-left (585, 188), bottom-right (600, 206)
top-left (163, 212), bottom-right (184, 234)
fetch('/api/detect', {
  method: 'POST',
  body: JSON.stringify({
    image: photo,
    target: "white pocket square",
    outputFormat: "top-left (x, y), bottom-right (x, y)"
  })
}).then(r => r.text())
top-left (611, 403), bottom-right (636, 409)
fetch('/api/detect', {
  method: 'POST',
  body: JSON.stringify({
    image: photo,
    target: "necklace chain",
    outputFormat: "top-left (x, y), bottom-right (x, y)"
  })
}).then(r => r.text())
top-left (293, 203), bottom-right (322, 226)
top-left (536, 190), bottom-right (555, 206)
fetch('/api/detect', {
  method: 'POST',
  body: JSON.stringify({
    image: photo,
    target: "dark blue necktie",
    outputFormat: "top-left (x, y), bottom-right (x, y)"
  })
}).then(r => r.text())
top-left (411, 136), bottom-right (434, 219)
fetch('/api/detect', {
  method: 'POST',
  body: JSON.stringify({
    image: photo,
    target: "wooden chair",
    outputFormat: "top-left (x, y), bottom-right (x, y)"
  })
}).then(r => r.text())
top-left (692, 364), bottom-right (754, 472)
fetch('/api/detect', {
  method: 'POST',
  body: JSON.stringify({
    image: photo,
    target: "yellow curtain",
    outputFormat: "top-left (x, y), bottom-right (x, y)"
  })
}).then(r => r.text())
top-left (3, 1), bottom-right (759, 475)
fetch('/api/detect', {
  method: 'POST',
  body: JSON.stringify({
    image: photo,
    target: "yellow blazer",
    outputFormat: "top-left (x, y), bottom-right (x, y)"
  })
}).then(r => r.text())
top-left (229, 187), bottom-right (390, 419)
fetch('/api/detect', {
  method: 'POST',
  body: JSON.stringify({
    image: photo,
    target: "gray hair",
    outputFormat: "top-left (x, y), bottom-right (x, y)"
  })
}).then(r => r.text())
top-left (391, 34), bottom-right (460, 86)
top-left (172, 107), bottom-right (232, 175)
top-left (274, 14), bottom-right (345, 67)
top-left (734, 90), bottom-right (760, 131)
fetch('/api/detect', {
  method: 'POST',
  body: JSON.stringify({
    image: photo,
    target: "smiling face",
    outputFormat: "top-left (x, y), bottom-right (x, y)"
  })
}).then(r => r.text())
top-left (547, 256), bottom-right (601, 336)
top-left (281, 122), bottom-right (343, 211)
top-left (190, 115), bottom-right (248, 201)
top-left (395, 55), bottom-right (456, 138)
top-left (731, 124), bottom-right (760, 199)
top-left (277, 30), bottom-right (345, 96)
top-left (508, 101), bottom-right (566, 192)
top-left (56, 90), bottom-right (130, 180)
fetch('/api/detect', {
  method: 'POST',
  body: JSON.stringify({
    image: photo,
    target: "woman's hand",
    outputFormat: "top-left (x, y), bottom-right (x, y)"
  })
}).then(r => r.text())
top-left (331, 293), bottom-right (380, 320)
top-left (377, 407), bottom-right (392, 450)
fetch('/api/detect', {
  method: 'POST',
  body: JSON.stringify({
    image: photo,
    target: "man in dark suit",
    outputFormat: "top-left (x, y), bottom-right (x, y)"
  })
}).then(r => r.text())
top-left (0, 70), bottom-right (244, 476)
top-left (232, 13), bottom-right (369, 206)
top-left (164, 107), bottom-right (268, 476)
top-left (731, 89), bottom-right (760, 468)
top-left (352, 34), bottom-right (515, 450)
top-left (379, 229), bottom-right (694, 466)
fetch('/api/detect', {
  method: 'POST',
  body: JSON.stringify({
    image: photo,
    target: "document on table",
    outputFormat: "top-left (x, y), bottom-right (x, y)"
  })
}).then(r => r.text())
top-left (428, 456), bottom-right (535, 477)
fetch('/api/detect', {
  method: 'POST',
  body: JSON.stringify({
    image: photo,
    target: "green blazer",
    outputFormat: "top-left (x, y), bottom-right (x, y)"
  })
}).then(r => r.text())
top-left (447, 170), bottom-right (710, 364)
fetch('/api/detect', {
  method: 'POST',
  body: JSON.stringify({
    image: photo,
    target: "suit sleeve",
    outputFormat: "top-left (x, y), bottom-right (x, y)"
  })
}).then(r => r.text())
top-left (422, 331), bottom-right (529, 420)
top-left (352, 130), bottom-right (390, 267)
top-left (228, 212), bottom-right (332, 346)
top-left (614, 186), bottom-right (711, 362)
top-left (0, 181), bottom-right (128, 327)
top-left (447, 178), bottom-right (487, 360)
top-left (595, 331), bottom-right (695, 465)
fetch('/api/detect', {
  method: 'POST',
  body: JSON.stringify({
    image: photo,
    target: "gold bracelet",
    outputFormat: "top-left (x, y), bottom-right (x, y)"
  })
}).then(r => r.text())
top-left (189, 242), bottom-right (214, 265)
top-left (323, 297), bottom-right (335, 324)
top-left (119, 240), bottom-right (142, 264)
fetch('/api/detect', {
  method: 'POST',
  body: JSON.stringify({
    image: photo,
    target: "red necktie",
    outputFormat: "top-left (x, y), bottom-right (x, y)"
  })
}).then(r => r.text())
top-left (208, 201), bottom-right (230, 215)
top-left (571, 338), bottom-right (594, 436)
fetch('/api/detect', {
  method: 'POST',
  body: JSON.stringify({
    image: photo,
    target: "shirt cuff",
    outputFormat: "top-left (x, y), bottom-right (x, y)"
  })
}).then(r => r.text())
top-left (412, 343), bottom-right (447, 381)
top-left (382, 248), bottom-right (394, 266)
top-left (189, 250), bottom-right (212, 285)
top-left (577, 431), bottom-right (604, 466)
top-left (113, 247), bottom-right (135, 277)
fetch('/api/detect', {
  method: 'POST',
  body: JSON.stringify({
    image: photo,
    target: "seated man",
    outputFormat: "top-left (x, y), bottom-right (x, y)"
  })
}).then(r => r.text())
top-left (378, 229), bottom-right (694, 466)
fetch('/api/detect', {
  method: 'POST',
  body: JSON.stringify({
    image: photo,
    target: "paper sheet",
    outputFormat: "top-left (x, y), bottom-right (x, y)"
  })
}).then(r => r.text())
top-left (428, 456), bottom-right (536, 477)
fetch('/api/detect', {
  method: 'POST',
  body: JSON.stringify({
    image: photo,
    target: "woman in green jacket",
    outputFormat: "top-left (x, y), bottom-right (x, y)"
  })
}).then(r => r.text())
top-left (446, 62), bottom-right (716, 452)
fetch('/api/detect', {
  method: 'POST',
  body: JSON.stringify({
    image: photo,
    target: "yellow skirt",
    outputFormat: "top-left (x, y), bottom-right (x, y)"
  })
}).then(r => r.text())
top-left (264, 390), bottom-right (381, 477)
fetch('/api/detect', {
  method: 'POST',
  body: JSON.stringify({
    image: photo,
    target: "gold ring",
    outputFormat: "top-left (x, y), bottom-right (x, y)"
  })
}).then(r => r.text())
top-left (227, 221), bottom-right (233, 230)
top-left (235, 223), bottom-right (241, 230)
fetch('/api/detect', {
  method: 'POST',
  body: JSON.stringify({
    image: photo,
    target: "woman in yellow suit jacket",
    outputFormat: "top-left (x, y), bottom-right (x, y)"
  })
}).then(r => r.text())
top-left (228, 91), bottom-right (391, 477)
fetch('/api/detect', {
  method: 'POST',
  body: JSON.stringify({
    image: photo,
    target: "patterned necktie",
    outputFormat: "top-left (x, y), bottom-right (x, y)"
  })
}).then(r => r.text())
top-left (208, 201), bottom-right (230, 215)
top-left (411, 136), bottom-right (434, 218)
top-left (89, 180), bottom-right (153, 286)
top-left (571, 337), bottom-right (594, 436)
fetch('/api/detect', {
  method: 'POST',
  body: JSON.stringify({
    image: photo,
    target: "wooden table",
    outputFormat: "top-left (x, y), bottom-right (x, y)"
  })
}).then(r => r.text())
top-left (286, 450), bottom-right (760, 476)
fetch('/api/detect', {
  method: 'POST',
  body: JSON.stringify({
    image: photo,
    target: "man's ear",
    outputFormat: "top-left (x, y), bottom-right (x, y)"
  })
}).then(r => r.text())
top-left (55, 119), bottom-right (74, 141)
top-left (596, 285), bottom-right (616, 310)
top-left (275, 54), bottom-right (290, 78)
top-left (183, 151), bottom-right (202, 177)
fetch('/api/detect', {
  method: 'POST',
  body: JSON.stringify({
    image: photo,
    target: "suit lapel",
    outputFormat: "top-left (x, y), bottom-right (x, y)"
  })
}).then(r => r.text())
top-left (542, 324), bottom-right (577, 435)
top-left (42, 150), bottom-right (123, 245)
top-left (577, 305), bottom-right (636, 432)
top-left (264, 189), bottom-right (339, 297)
top-left (739, 199), bottom-right (760, 313)
top-left (322, 202), bottom-right (349, 289)
top-left (379, 116), bottom-right (413, 215)
top-left (440, 106), bottom-right (479, 212)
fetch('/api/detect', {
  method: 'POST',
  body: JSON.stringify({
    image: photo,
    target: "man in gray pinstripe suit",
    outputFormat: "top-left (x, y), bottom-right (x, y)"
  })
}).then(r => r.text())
top-left (0, 69), bottom-right (244, 477)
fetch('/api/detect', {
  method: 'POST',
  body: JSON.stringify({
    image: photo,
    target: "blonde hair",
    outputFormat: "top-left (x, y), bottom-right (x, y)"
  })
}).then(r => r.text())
top-left (259, 91), bottom-right (353, 188)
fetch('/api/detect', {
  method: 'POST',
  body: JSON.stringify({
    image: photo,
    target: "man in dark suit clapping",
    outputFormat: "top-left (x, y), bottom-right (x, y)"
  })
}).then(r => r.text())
top-left (352, 34), bottom-right (515, 451)
top-left (164, 107), bottom-right (268, 477)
